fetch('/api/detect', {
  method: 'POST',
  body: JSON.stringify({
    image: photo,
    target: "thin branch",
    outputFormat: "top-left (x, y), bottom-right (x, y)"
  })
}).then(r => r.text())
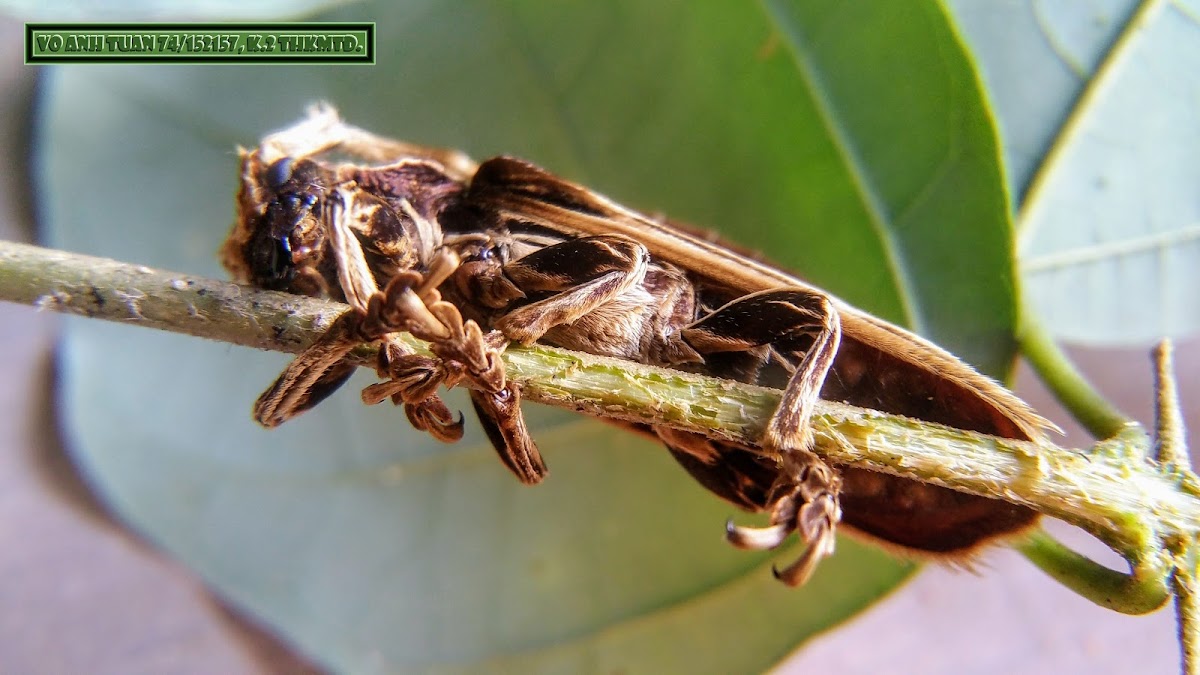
top-left (1153, 340), bottom-right (1200, 674)
top-left (1174, 544), bottom-right (1200, 675)
top-left (0, 239), bottom-right (1193, 614)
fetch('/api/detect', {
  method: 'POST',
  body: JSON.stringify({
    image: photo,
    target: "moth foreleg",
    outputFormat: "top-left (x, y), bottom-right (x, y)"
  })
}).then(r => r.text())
top-left (253, 309), bottom-right (369, 427)
top-left (326, 185), bottom-right (381, 312)
top-left (366, 269), bottom-right (507, 394)
top-left (364, 253), bottom-right (546, 482)
top-left (470, 385), bottom-right (547, 484)
top-left (361, 338), bottom-right (466, 443)
top-left (494, 235), bottom-right (649, 344)
top-left (683, 289), bottom-right (843, 585)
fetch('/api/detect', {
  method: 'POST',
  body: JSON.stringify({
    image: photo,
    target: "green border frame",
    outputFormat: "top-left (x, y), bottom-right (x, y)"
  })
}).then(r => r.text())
top-left (24, 22), bottom-right (376, 65)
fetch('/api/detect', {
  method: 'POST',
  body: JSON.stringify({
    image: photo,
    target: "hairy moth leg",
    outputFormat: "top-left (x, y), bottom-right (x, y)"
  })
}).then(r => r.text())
top-left (682, 289), bottom-right (843, 585)
top-left (492, 235), bottom-right (650, 344)
top-left (372, 233), bottom-right (655, 483)
top-left (360, 342), bottom-right (464, 443)
top-left (253, 310), bottom-right (366, 427)
top-left (470, 386), bottom-right (545, 485)
top-left (361, 249), bottom-right (548, 483)
top-left (407, 233), bottom-right (659, 483)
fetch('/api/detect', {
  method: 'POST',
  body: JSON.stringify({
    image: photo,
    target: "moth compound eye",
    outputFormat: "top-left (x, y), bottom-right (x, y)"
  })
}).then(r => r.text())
top-left (275, 189), bottom-right (319, 223)
top-left (265, 157), bottom-right (295, 190)
top-left (467, 245), bottom-right (500, 263)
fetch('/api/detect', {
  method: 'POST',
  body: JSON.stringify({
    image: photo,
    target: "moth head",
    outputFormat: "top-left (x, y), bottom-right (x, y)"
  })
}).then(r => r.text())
top-left (223, 153), bottom-right (334, 297)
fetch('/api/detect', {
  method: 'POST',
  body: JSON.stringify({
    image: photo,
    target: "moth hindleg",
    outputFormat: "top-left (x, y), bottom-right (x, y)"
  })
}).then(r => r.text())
top-left (682, 288), bottom-right (843, 585)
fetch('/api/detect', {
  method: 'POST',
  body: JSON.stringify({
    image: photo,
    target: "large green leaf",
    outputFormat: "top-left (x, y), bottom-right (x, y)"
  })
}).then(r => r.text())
top-left (36, 1), bottom-right (1019, 672)
top-left (946, 0), bottom-right (1139, 202)
top-left (949, 0), bottom-right (1200, 345)
top-left (1018, 0), bottom-right (1200, 345)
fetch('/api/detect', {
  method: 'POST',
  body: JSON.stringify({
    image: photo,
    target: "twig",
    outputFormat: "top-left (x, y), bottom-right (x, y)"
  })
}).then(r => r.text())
top-left (0, 239), bottom-right (1192, 615)
top-left (1151, 340), bottom-right (1200, 674)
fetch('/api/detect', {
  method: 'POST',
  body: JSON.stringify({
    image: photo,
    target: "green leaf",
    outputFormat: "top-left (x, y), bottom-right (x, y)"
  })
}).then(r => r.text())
top-left (950, 0), bottom-right (1200, 346)
top-left (945, 0), bottom-right (1140, 202)
top-left (36, 1), bottom-right (1018, 671)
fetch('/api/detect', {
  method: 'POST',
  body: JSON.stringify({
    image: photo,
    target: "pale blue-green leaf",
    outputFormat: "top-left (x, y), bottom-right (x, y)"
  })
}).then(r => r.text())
top-left (945, 0), bottom-right (1139, 202)
top-left (1016, 0), bottom-right (1200, 345)
top-left (0, 0), bottom-right (355, 20)
top-left (944, 0), bottom-right (1200, 345)
top-left (35, 0), bottom-right (1020, 671)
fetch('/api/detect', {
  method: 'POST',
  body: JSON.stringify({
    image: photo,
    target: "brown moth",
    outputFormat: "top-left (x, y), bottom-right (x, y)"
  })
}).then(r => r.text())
top-left (222, 106), bottom-right (1056, 585)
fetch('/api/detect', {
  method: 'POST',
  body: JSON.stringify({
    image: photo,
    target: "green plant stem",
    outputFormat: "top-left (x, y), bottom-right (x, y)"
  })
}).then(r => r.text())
top-left (1152, 340), bottom-right (1200, 673)
top-left (0, 239), bottom-right (1189, 616)
top-left (1173, 539), bottom-right (1200, 675)
top-left (1155, 341), bottom-right (1194, 479)
top-left (1018, 530), bottom-right (1169, 614)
